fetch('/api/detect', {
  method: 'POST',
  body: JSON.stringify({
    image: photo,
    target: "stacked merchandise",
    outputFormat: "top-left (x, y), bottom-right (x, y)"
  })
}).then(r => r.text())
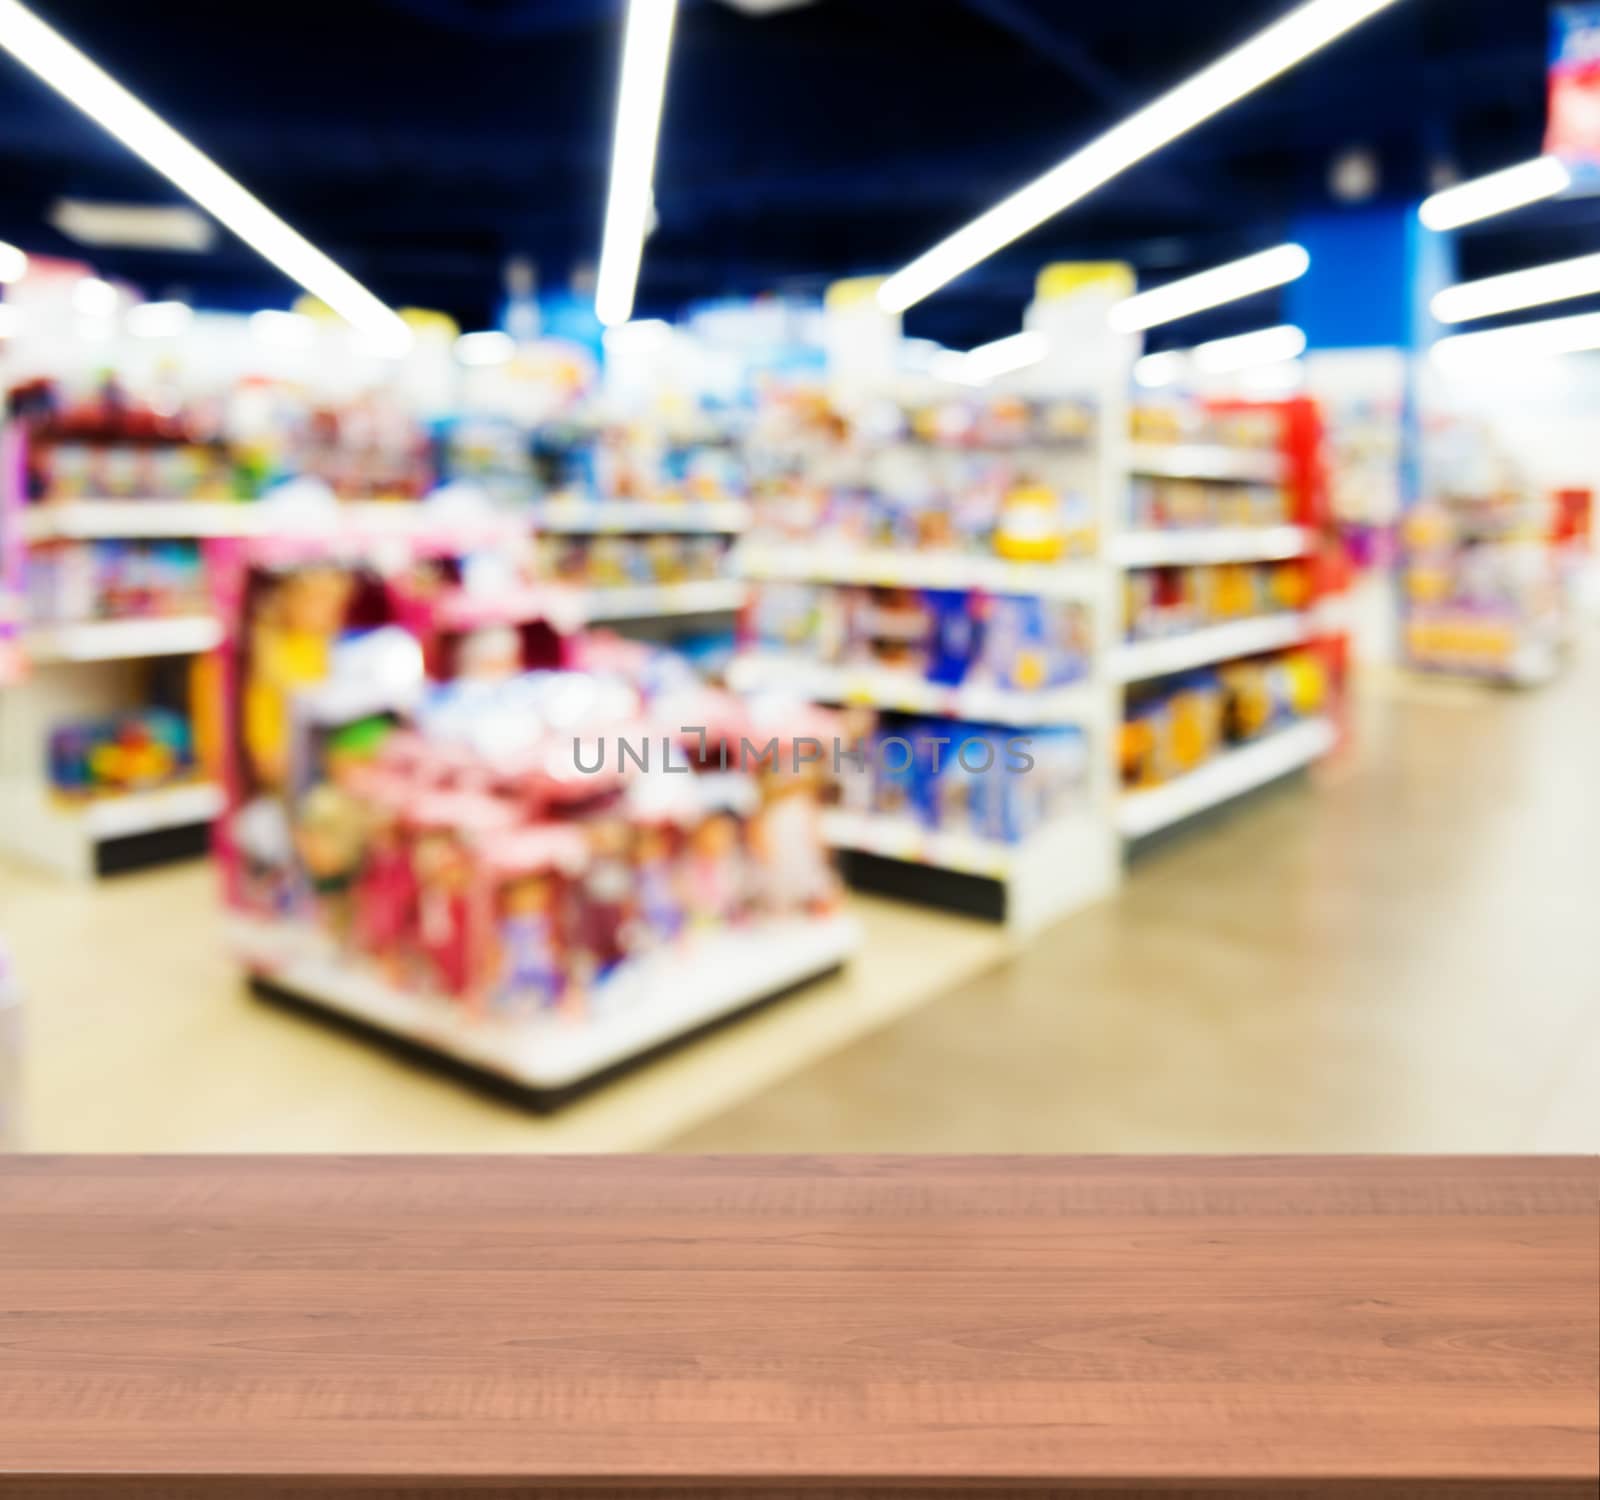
top-left (1120, 649), bottom-right (1330, 792)
top-left (521, 419), bottom-right (750, 623)
top-left (25, 540), bottom-right (208, 624)
top-left (1123, 559), bottom-right (1311, 641)
top-left (744, 389), bottom-right (1097, 563)
top-left (1404, 417), bottom-right (1567, 686)
top-left (46, 664), bottom-right (202, 804)
top-left (217, 519), bottom-right (857, 1104)
top-left (1115, 397), bottom-right (1340, 839)
top-left (0, 343), bottom-right (447, 878)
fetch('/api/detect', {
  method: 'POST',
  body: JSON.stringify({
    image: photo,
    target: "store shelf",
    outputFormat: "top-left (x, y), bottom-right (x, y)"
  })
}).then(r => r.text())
top-left (230, 911), bottom-right (861, 1096)
top-left (575, 579), bottom-right (749, 620)
top-left (1117, 718), bottom-right (1335, 839)
top-left (530, 499), bottom-right (751, 534)
top-left (823, 809), bottom-right (1029, 879)
top-left (19, 501), bottom-right (263, 541)
top-left (729, 653), bottom-right (1097, 725)
top-left (1128, 444), bottom-right (1284, 484)
top-left (737, 543), bottom-right (1098, 599)
top-left (25, 615), bottom-right (223, 662)
top-left (1111, 614), bottom-right (1313, 682)
top-left (67, 781), bottom-right (224, 839)
top-left (1111, 526), bottom-right (1312, 567)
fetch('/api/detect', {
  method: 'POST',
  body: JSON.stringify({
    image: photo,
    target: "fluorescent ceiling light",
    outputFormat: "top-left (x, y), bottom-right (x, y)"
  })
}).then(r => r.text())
top-left (877, 0), bottom-right (1404, 314)
top-left (595, 0), bottom-right (679, 329)
top-left (716, 0), bottom-right (814, 12)
top-left (455, 329), bottom-right (515, 366)
top-left (0, 240), bottom-right (26, 282)
top-left (1133, 350), bottom-right (1189, 388)
top-left (1431, 252), bottom-right (1600, 325)
top-left (48, 198), bottom-right (215, 251)
top-left (73, 276), bottom-right (117, 317)
top-left (127, 300), bottom-right (192, 338)
top-left (1433, 311), bottom-right (1600, 367)
top-left (1110, 244), bottom-right (1310, 332)
top-left (1193, 323), bottom-right (1306, 373)
top-left (1419, 156), bottom-right (1570, 232)
top-left (0, 0), bottom-right (410, 350)
top-left (0, 305), bottom-right (18, 337)
top-left (250, 309), bottom-right (315, 347)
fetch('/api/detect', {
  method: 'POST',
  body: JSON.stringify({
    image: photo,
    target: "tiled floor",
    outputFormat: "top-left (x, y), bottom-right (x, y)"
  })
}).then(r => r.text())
top-left (3, 650), bottom-right (1596, 1154)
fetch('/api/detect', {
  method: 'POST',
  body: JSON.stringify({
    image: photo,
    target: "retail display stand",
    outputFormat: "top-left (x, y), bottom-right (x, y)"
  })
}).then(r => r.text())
top-left (730, 269), bottom-right (1342, 931)
top-left (1115, 394), bottom-right (1342, 842)
top-left (209, 513), bottom-right (859, 1109)
top-left (0, 421), bottom-right (235, 877)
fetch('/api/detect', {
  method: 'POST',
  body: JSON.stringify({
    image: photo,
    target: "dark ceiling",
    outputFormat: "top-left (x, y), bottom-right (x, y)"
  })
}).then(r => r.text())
top-left (0, 0), bottom-right (1577, 348)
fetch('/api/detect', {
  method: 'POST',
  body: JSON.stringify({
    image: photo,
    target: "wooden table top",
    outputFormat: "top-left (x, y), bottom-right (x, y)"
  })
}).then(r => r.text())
top-left (0, 1154), bottom-right (1594, 1498)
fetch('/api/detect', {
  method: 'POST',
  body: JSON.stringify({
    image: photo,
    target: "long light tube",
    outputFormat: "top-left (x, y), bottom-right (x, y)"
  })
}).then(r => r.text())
top-left (1192, 323), bottom-right (1306, 373)
top-left (595, 0), bottom-right (679, 328)
top-left (932, 330), bottom-right (1048, 386)
top-left (877, 0), bottom-right (1404, 314)
top-left (0, 0), bottom-right (410, 350)
top-left (1432, 252), bottom-right (1600, 325)
top-left (1419, 156), bottom-right (1570, 232)
top-left (1433, 311), bottom-right (1600, 367)
top-left (1110, 244), bottom-right (1310, 332)
top-left (0, 239), bottom-right (26, 282)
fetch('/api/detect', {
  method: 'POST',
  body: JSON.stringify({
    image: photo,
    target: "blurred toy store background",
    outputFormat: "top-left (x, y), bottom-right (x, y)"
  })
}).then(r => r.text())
top-left (0, 0), bottom-right (1594, 1153)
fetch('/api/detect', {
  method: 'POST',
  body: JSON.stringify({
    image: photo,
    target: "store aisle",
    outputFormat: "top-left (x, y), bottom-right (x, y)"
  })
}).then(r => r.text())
top-left (5, 653), bottom-right (1596, 1154)
top-left (669, 651), bottom-right (1600, 1153)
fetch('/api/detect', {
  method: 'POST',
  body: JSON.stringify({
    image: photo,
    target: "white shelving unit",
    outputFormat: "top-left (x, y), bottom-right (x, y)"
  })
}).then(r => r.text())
top-left (1112, 422), bottom-right (1335, 839)
top-left (1118, 719), bottom-right (1335, 838)
top-left (1111, 614), bottom-right (1314, 683)
top-left (738, 543), bottom-right (1098, 600)
top-left (0, 452), bottom-right (233, 877)
top-left (25, 615), bottom-right (223, 663)
top-left (19, 501), bottom-right (263, 541)
top-left (530, 499), bottom-right (750, 534)
top-left (1128, 443), bottom-right (1284, 484)
top-left (230, 909), bottom-right (861, 1101)
top-left (728, 653), bottom-right (1098, 726)
top-left (1110, 526), bottom-right (1311, 566)
top-left (577, 579), bottom-right (749, 622)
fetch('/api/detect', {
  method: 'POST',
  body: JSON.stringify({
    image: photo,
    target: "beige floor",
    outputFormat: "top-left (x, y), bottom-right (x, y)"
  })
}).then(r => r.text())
top-left (670, 654), bottom-right (1600, 1153)
top-left (3, 649), bottom-right (1596, 1154)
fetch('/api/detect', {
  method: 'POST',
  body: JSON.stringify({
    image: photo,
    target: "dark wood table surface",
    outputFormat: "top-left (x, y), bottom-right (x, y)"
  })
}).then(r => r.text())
top-left (0, 1154), bottom-right (1594, 1498)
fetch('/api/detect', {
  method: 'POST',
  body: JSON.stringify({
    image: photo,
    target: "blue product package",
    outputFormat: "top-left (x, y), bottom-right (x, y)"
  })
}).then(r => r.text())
top-left (924, 590), bottom-right (979, 687)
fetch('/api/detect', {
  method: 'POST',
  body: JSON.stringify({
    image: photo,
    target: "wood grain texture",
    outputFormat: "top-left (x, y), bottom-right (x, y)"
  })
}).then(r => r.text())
top-left (0, 1155), bottom-right (1594, 1497)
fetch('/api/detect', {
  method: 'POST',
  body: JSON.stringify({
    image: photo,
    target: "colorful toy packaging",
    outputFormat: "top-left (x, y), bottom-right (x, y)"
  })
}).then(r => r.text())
top-left (828, 713), bottom-right (1089, 845)
top-left (1119, 650), bottom-right (1328, 789)
top-left (1123, 561), bottom-right (1311, 641)
top-left (25, 539), bottom-right (208, 623)
top-left (48, 706), bottom-right (195, 799)
top-left (216, 537), bottom-right (843, 1025)
top-left (745, 583), bottom-right (1090, 691)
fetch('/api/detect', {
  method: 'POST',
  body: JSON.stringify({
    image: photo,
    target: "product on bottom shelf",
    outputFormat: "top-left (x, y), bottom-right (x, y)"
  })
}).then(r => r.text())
top-left (48, 707), bottom-right (195, 799)
top-left (830, 713), bottom-right (1090, 844)
top-left (25, 539), bottom-right (209, 622)
top-left (1118, 649), bottom-right (1328, 790)
top-left (746, 583), bottom-right (1090, 691)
